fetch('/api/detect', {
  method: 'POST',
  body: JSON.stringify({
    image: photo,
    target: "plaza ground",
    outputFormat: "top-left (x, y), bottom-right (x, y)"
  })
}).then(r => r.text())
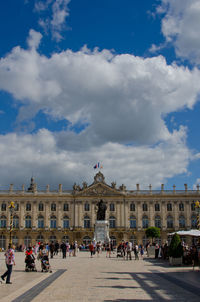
top-left (0, 251), bottom-right (200, 301)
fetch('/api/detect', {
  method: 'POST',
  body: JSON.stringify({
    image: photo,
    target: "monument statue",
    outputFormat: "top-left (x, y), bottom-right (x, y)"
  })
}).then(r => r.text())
top-left (97, 199), bottom-right (107, 220)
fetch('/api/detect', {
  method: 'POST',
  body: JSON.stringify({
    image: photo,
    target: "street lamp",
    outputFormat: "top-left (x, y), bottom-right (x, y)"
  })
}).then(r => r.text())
top-left (195, 201), bottom-right (200, 229)
top-left (8, 201), bottom-right (15, 245)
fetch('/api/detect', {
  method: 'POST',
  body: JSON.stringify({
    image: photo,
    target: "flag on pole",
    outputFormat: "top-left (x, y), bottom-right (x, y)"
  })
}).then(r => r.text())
top-left (93, 162), bottom-right (103, 169)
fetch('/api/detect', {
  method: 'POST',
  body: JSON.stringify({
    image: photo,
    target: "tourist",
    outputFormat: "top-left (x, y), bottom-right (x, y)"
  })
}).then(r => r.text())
top-left (1, 244), bottom-right (15, 284)
top-left (126, 242), bottom-right (132, 260)
top-left (155, 243), bottom-right (159, 259)
top-left (96, 242), bottom-right (101, 257)
top-left (60, 241), bottom-right (67, 259)
top-left (140, 244), bottom-right (144, 260)
top-left (133, 244), bottom-right (139, 260)
top-left (106, 242), bottom-right (111, 258)
top-left (89, 242), bottom-right (94, 258)
top-left (54, 241), bottom-right (60, 255)
top-left (49, 241), bottom-right (55, 258)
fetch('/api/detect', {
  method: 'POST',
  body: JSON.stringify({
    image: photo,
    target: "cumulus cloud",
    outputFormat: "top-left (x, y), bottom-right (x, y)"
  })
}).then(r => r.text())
top-left (0, 127), bottom-right (191, 189)
top-left (157, 0), bottom-right (200, 64)
top-left (0, 32), bottom-right (200, 188)
top-left (34, 0), bottom-right (71, 41)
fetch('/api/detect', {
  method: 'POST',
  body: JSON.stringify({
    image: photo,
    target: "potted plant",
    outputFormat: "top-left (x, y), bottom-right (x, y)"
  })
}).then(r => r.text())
top-left (168, 233), bottom-right (183, 265)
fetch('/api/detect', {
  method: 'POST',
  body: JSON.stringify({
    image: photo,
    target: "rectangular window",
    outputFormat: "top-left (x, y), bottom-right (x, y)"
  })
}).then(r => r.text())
top-left (167, 203), bottom-right (172, 211)
top-left (179, 203), bottom-right (184, 211)
top-left (63, 203), bottom-right (69, 211)
top-left (84, 203), bottom-right (90, 211)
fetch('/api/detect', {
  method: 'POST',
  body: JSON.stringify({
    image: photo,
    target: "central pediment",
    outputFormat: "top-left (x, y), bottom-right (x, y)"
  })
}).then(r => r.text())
top-left (75, 182), bottom-right (124, 196)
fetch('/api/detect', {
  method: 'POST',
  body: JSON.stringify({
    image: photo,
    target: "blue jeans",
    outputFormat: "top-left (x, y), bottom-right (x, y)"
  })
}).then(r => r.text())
top-left (2, 264), bottom-right (13, 283)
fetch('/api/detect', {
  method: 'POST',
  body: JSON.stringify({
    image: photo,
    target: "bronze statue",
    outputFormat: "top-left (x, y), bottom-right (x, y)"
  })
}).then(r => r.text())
top-left (97, 199), bottom-right (107, 220)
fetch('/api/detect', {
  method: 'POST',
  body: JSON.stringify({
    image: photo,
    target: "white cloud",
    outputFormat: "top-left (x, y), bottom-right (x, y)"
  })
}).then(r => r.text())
top-left (1, 33), bottom-right (200, 188)
top-left (158, 0), bottom-right (200, 64)
top-left (27, 29), bottom-right (42, 50)
top-left (0, 127), bottom-right (192, 189)
top-left (34, 0), bottom-right (71, 41)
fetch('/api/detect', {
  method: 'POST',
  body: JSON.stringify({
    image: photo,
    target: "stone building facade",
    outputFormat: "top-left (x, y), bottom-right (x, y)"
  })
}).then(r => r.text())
top-left (0, 172), bottom-right (199, 249)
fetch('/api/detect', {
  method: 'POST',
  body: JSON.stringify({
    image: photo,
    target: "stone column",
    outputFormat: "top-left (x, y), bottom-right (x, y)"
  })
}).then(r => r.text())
top-left (161, 201), bottom-right (166, 229)
top-left (186, 200), bottom-right (190, 229)
top-left (45, 201), bottom-right (49, 228)
top-left (32, 201), bottom-right (37, 228)
top-left (57, 201), bottom-right (62, 228)
top-left (20, 201), bottom-right (25, 228)
top-left (120, 202), bottom-right (124, 227)
top-left (116, 201), bottom-right (121, 227)
top-left (74, 201), bottom-right (79, 228)
top-left (149, 201), bottom-right (154, 227)
top-left (174, 201), bottom-right (178, 230)
top-left (137, 201), bottom-right (142, 229)
top-left (124, 200), bottom-right (128, 228)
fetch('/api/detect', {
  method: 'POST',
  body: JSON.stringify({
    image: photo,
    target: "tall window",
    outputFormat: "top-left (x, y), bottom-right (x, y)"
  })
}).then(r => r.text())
top-left (63, 203), bottom-right (69, 211)
top-left (37, 235), bottom-right (44, 243)
top-left (38, 203), bottom-right (44, 211)
top-left (109, 216), bottom-right (116, 228)
top-left (191, 202), bottom-right (195, 211)
top-left (130, 216), bottom-right (136, 229)
top-left (50, 215), bottom-right (57, 228)
top-left (51, 203), bottom-right (56, 211)
top-left (14, 203), bottom-right (19, 211)
top-left (13, 215), bottom-right (19, 228)
top-left (155, 204), bottom-right (160, 211)
top-left (84, 203), bottom-right (90, 211)
top-left (167, 215), bottom-right (173, 228)
top-left (38, 215), bottom-right (44, 228)
top-left (179, 203), bottom-right (184, 211)
top-left (24, 236), bottom-right (32, 248)
top-left (26, 203), bottom-right (31, 211)
top-left (143, 203), bottom-right (148, 211)
top-left (63, 216), bottom-right (69, 228)
top-left (0, 215), bottom-right (7, 228)
top-left (167, 203), bottom-right (172, 211)
top-left (84, 216), bottom-right (90, 228)
top-left (25, 215), bottom-right (32, 228)
top-left (130, 203), bottom-right (135, 211)
top-left (155, 215), bottom-right (161, 228)
top-left (142, 216), bottom-right (148, 228)
top-left (179, 215), bottom-right (185, 228)
top-left (1, 203), bottom-right (6, 211)
top-left (191, 215), bottom-right (197, 228)
top-left (110, 203), bottom-right (115, 211)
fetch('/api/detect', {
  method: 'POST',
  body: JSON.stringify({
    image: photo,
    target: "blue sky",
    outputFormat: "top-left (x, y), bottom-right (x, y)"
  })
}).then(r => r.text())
top-left (0, 0), bottom-right (200, 190)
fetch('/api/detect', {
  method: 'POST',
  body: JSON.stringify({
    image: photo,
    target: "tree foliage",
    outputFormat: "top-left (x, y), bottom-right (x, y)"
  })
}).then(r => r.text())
top-left (168, 233), bottom-right (183, 258)
top-left (145, 227), bottom-right (160, 240)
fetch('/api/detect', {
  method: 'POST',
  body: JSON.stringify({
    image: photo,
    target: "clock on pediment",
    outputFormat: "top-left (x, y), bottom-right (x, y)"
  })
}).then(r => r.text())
top-left (94, 172), bottom-right (105, 183)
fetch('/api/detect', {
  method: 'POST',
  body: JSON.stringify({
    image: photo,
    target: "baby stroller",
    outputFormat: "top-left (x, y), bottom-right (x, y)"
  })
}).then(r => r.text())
top-left (41, 255), bottom-right (52, 273)
top-left (25, 253), bottom-right (37, 272)
top-left (117, 244), bottom-right (124, 258)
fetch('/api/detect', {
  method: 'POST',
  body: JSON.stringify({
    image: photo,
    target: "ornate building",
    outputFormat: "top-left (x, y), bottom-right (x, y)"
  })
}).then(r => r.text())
top-left (0, 172), bottom-right (199, 249)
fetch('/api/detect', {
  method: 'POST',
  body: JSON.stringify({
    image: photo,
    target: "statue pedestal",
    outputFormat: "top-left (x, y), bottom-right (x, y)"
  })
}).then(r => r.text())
top-left (94, 220), bottom-right (110, 243)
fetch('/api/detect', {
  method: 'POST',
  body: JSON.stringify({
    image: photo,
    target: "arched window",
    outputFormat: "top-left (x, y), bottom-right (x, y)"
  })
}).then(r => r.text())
top-left (167, 215), bottom-right (173, 228)
top-left (84, 203), bottom-right (90, 211)
top-left (167, 203), bottom-right (172, 211)
top-left (130, 235), bottom-right (137, 246)
top-left (83, 236), bottom-right (91, 246)
top-left (191, 202), bottom-right (195, 211)
top-left (109, 216), bottom-right (116, 228)
top-left (179, 203), bottom-right (184, 211)
top-left (51, 203), bottom-right (56, 211)
top-left (49, 235), bottom-right (57, 242)
top-left (130, 215), bottom-right (136, 229)
top-left (38, 203), bottom-right (44, 211)
top-left (143, 203), bottom-right (148, 211)
top-left (155, 203), bottom-right (160, 211)
top-left (110, 236), bottom-right (117, 247)
top-left (0, 215), bottom-right (7, 228)
top-left (12, 236), bottom-right (19, 247)
top-left (63, 203), bottom-right (69, 211)
top-left (155, 215), bottom-right (161, 228)
top-left (142, 216), bottom-right (148, 228)
top-left (179, 215), bottom-right (185, 228)
top-left (37, 235), bottom-right (44, 243)
top-left (13, 215), bottom-right (19, 228)
top-left (0, 235), bottom-right (6, 250)
top-left (24, 235), bottom-right (32, 248)
top-left (25, 215), bottom-right (32, 228)
top-left (50, 215), bottom-right (57, 228)
top-left (14, 203), bottom-right (19, 211)
top-left (191, 215), bottom-right (197, 228)
top-left (84, 216), bottom-right (90, 228)
top-left (26, 203), bottom-right (31, 211)
top-left (1, 203), bottom-right (6, 211)
top-left (62, 235), bottom-right (69, 242)
top-left (38, 215), bottom-right (44, 228)
top-left (110, 203), bottom-right (115, 211)
top-left (63, 216), bottom-right (69, 228)
top-left (130, 203), bottom-right (135, 211)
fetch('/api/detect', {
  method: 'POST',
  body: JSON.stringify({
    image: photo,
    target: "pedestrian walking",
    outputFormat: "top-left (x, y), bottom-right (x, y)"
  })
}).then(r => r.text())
top-left (1, 244), bottom-right (15, 284)
top-left (60, 242), bottom-right (67, 258)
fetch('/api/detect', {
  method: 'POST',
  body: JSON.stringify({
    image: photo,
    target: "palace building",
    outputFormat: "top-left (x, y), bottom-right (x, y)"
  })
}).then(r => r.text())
top-left (0, 172), bottom-right (199, 249)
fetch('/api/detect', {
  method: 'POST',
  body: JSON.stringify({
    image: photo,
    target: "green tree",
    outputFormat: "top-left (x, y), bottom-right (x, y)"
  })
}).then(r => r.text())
top-left (168, 233), bottom-right (183, 258)
top-left (145, 227), bottom-right (160, 243)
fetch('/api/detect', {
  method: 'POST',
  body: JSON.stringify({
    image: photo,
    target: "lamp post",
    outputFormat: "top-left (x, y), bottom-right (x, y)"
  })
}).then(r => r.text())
top-left (195, 201), bottom-right (200, 229)
top-left (8, 201), bottom-right (15, 245)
